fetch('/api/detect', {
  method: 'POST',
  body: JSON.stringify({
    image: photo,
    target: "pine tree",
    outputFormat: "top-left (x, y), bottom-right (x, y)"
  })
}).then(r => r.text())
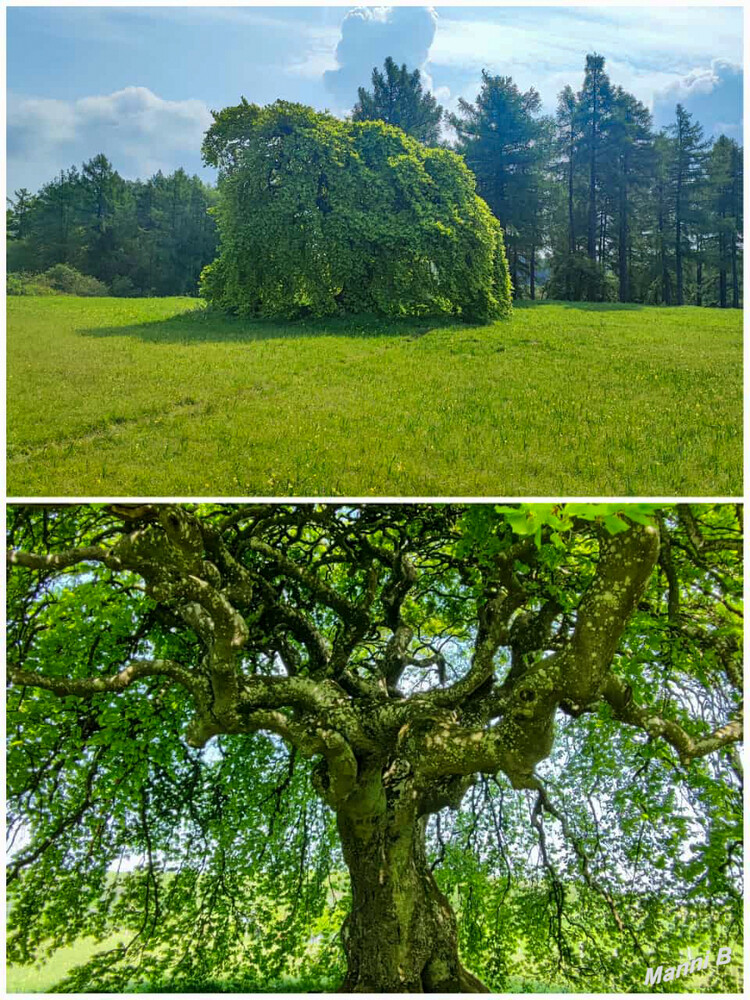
top-left (576, 54), bottom-right (614, 263)
top-left (706, 136), bottom-right (743, 308)
top-left (352, 56), bottom-right (443, 145)
top-left (451, 73), bottom-right (548, 296)
top-left (608, 88), bottom-right (653, 301)
top-left (668, 104), bottom-right (709, 305)
top-left (556, 85), bottom-right (579, 258)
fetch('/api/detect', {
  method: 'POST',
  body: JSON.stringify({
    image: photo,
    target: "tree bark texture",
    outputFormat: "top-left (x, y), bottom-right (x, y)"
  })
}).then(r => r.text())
top-left (337, 771), bottom-right (488, 993)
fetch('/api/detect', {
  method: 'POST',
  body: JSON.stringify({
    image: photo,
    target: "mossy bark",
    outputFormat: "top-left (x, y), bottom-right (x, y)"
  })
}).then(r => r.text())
top-left (337, 802), bottom-right (488, 993)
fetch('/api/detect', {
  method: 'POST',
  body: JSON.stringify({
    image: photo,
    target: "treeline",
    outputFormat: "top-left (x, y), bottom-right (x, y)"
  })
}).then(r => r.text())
top-left (356, 54), bottom-right (743, 306)
top-left (7, 53), bottom-right (742, 305)
top-left (6, 155), bottom-right (217, 296)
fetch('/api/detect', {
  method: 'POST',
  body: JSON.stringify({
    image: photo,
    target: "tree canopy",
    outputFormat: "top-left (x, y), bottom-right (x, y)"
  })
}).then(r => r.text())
top-left (6, 156), bottom-right (217, 297)
top-left (199, 100), bottom-right (511, 322)
top-left (451, 72), bottom-right (551, 296)
top-left (352, 56), bottom-right (444, 146)
top-left (7, 52), bottom-right (742, 308)
top-left (6, 503), bottom-right (743, 992)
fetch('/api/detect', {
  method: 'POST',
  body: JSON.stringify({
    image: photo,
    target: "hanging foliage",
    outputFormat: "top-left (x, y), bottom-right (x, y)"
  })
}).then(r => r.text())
top-left (200, 100), bottom-right (512, 322)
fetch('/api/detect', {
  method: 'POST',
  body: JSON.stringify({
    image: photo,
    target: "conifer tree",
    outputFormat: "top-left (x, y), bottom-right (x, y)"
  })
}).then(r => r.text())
top-left (451, 73), bottom-right (548, 296)
top-left (706, 135), bottom-right (743, 308)
top-left (352, 56), bottom-right (443, 146)
top-left (668, 104), bottom-right (709, 305)
top-left (608, 88), bottom-right (653, 301)
top-left (576, 54), bottom-right (614, 263)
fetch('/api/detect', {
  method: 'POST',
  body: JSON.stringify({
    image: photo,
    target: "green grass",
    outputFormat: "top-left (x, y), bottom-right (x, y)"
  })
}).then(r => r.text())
top-left (6, 935), bottom-right (125, 992)
top-left (7, 296), bottom-right (742, 496)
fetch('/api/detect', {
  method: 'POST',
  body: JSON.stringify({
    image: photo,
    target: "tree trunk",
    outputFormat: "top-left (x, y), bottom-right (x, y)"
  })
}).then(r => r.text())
top-left (731, 155), bottom-right (740, 308)
top-left (587, 72), bottom-right (598, 261)
top-left (568, 135), bottom-right (575, 255)
top-left (529, 243), bottom-right (536, 300)
top-left (618, 160), bottom-right (629, 302)
top-left (696, 237), bottom-right (703, 307)
top-left (337, 798), bottom-right (487, 993)
top-left (675, 170), bottom-right (684, 306)
top-left (658, 190), bottom-right (671, 305)
top-left (588, 128), bottom-right (597, 260)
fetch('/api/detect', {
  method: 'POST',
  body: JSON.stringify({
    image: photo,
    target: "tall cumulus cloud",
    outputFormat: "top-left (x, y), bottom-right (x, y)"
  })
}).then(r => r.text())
top-left (324, 6), bottom-right (439, 107)
top-left (652, 59), bottom-right (742, 141)
top-left (7, 86), bottom-right (213, 192)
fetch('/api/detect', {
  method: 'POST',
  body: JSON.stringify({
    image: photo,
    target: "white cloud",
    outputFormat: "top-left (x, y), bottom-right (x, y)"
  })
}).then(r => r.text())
top-left (652, 59), bottom-right (742, 139)
top-left (430, 8), bottom-right (742, 116)
top-left (8, 86), bottom-right (213, 191)
top-left (324, 6), bottom-right (439, 109)
top-left (287, 26), bottom-right (340, 80)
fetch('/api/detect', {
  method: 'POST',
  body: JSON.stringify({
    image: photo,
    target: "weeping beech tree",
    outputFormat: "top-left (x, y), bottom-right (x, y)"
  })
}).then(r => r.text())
top-left (6, 503), bottom-right (743, 992)
top-left (200, 100), bottom-right (512, 322)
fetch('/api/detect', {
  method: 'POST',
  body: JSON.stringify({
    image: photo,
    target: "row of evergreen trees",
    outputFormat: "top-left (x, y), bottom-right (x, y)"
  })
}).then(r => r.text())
top-left (355, 54), bottom-right (743, 307)
top-left (6, 155), bottom-right (217, 296)
top-left (6, 53), bottom-right (742, 305)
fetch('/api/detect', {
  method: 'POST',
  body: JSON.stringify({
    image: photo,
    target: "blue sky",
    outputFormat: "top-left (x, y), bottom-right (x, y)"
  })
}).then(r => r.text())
top-left (7, 5), bottom-right (743, 193)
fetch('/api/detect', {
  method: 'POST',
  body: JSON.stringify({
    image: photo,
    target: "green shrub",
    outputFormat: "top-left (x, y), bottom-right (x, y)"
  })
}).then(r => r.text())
top-left (7, 272), bottom-right (61, 296)
top-left (201, 101), bottom-right (512, 322)
top-left (7, 273), bottom-right (28, 296)
top-left (42, 264), bottom-right (109, 296)
top-left (7, 266), bottom-right (109, 297)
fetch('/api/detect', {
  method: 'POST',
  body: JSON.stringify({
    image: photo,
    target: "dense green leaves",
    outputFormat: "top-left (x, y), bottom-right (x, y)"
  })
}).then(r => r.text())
top-left (451, 73), bottom-right (551, 297)
top-left (5, 51), bottom-right (742, 310)
top-left (6, 157), bottom-right (217, 297)
top-left (200, 101), bottom-right (512, 322)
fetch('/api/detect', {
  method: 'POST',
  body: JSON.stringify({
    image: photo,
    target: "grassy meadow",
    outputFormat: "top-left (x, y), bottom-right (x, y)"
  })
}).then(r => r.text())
top-left (6, 296), bottom-right (742, 496)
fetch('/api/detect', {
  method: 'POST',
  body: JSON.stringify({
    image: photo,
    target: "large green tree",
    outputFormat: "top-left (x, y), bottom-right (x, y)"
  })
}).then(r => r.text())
top-left (607, 87), bottom-right (654, 301)
top-left (451, 73), bottom-right (549, 297)
top-left (7, 503), bottom-right (743, 993)
top-left (352, 56), bottom-right (444, 146)
top-left (667, 104), bottom-right (710, 306)
top-left (576, 55), bottom-right (614, 264)
top-left (705, 135), bottom-right (743, 308)
top-left (201, 100), bottom-right (511, 321)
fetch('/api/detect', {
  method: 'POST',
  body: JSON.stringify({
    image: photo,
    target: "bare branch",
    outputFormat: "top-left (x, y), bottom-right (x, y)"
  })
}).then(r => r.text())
top-left (602, 674), bottom-right (743, 763)
top-left (8, 546), bottom-right (121, 573)
top-left (8, 658), bottom-right (198, 697)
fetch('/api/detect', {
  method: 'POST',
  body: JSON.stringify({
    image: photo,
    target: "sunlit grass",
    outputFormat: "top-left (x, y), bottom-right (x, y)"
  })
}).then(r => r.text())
top-left (7, 296), bottom-right (742, 496)
top-left (6, 935), bottom-right (126, 992)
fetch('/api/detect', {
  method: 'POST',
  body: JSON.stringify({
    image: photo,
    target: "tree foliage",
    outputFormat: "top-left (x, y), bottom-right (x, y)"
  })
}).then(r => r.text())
top-left (6, 156), bottom-right (217, 296)
top-left (6, 503), bottom-right (743, 992)
top-left (451, 73), bottom-right (552, 296)
top-left (352, 56), bottom-right (444, 146)
top-left (6, 51), bottom-right (742, 309)
top-left (446, 53), bottom-right (742, 306)
top-left (200, 100), bottom-right (512, 322)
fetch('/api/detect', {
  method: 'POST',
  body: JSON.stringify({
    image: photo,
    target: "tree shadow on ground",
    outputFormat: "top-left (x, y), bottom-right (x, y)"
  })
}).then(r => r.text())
top-left (513, 299), bottom-right (647, 311)
top-left (76, 306), bottom-right (473, 345)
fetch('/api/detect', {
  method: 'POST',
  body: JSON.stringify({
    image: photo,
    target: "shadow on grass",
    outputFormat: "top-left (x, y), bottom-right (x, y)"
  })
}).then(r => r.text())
top-left (77, 306), bottom-right (474, 345)
top-left (513, 299), bottom-right (646, 312)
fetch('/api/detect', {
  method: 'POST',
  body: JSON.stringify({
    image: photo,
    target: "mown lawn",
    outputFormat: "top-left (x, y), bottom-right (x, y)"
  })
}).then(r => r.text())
top-left (6, 296), bottom-right (742, 496)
